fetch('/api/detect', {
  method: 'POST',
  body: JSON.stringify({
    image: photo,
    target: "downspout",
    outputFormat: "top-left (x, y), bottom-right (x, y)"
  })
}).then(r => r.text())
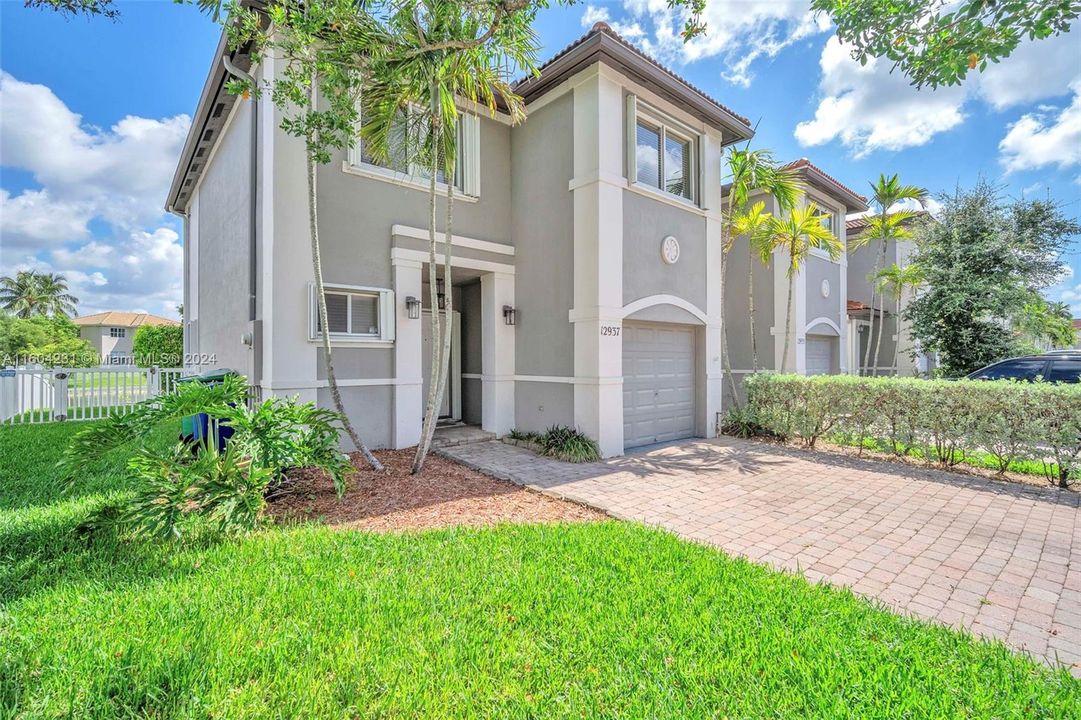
top-left (222, 53), bottom-right (259, 323)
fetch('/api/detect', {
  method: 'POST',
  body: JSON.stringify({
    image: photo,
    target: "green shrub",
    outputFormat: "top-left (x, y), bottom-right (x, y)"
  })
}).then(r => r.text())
top-left (511, 425), bottom-right (600, 463)
top-left (132, 324), bottom-right (183, 367)
top-left (60, 374), bottom-right (354, 538)
top-left (743, 373), bottom-right (1081, 487)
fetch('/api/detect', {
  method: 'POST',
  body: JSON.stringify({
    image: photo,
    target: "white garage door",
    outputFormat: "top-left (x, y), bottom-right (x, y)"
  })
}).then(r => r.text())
top-left (806, 335), bottom-right (835, 376)
top-left (623, 322), bottom-right (696, 448)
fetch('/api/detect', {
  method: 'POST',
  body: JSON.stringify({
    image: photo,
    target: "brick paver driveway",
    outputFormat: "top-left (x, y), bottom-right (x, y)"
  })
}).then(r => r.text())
top-left (440, 437), bottom-right (1081, 673)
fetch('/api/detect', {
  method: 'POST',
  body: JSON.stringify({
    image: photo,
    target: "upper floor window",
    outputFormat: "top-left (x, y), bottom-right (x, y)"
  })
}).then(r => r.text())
top-left (820, 212), bottom-right (836, 235)
top-left (308, 283), bottom-right (396, 344)
top-left (349, 103), bottom-right (480, 197)
top-left (628, 96), bottom-right (697, 203)
top-left (109, 327), bottom-right (126, 338)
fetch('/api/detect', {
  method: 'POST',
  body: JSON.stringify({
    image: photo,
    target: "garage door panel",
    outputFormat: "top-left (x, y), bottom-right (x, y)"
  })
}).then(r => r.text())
top-left (622, 322), bottom-right (697, 449)
top-left (806, 335), bottom-right (835, 376)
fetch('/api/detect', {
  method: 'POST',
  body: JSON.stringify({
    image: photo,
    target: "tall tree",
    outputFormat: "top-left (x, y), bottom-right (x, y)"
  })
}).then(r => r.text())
top-left (227, 0), bottom-right (385, 471)
top-left (872, 262), bottom-right (924, 373)
top-left (812, 0), bottom-right (1080, 88)
top-left (759, 204), bottom-right (842, 372)
top-left (906, 181), bottom-right (1079, 375)
top-left (849, 175), bottom-right (926, 375)
top-left (360, 0), bottom-right (532, 474)
top-left (723, 148), bottom-right (802, 373)
top-left (0, 271), bottom-right (78, 319)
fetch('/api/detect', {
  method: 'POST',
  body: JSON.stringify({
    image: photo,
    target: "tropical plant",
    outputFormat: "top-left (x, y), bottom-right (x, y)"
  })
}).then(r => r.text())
top-left (226, 0), bottom-right (385, 470)
top-left (0, 271), bottom-right (78, 319)
top-left (0, 314), bottom-right (88, 364)
top-left (1015, 298), bottom-right (1078, 350)
top-left (812, 0), bottom-right (1081, 89)
top-left (906, 181), bottom-right (1079, 376)
top-left (60, 373), bottom-right (355, 537)
top-left (536, 424), bottom-right (601, 463)
top-left (132, 324), bottom-right (183, 367)
top-left (758, 204), bottom-right (842, 372)
top-left (722, 148), bottom-right (802, 384)
top-left (872, 262), bottom-right (924, 374)
top-left (359, 0), bottom-right (533, 474)
top-left (849, 175), bottom-right (927, 375)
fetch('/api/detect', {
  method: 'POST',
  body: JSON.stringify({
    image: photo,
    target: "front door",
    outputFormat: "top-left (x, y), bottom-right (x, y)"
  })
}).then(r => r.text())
top-left (421, 310), bottom-right (461, 421)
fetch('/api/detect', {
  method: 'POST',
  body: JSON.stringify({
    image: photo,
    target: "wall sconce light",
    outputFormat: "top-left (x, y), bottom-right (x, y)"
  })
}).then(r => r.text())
top-left (405, 296), bottom-right (421, 320)
top-left (503, 305), bottom-right (517, 326)
top-left (435, 278), bottom-right (446, 310)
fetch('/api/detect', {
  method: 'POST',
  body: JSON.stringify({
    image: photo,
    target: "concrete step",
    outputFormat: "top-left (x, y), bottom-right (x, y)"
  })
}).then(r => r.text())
top-left (431, 424), bottom-right (496, 448)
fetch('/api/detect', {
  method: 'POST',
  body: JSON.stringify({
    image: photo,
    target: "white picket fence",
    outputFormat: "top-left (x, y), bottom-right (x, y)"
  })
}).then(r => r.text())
top-left (0, 367), bottom-right (184, 425)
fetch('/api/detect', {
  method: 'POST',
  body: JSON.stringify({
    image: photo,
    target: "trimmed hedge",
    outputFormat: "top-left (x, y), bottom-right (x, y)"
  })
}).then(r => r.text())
top-left (742, 373), bottom-right (1081, 487)
top-left (132, 324), bottom-right (182, 367)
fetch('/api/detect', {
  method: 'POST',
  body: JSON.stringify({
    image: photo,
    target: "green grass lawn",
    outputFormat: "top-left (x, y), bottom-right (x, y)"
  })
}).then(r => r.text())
top-left (1, 424), bottom-right (1078, 718)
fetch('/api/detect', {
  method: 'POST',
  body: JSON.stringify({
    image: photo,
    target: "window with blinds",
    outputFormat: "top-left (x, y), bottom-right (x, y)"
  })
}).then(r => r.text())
top-left (628, 96), bottom-right (698, 203)
top-left (310, 284), bottom-right (395, 343)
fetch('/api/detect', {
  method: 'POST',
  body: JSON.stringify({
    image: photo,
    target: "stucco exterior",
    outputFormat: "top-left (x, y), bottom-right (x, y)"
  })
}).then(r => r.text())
top-left (172, 23), bottom-right (748, 456)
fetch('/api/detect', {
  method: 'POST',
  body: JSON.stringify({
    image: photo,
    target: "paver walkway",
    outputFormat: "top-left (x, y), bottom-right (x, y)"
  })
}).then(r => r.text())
top-left (439, 437), bottom-right (1081, 673)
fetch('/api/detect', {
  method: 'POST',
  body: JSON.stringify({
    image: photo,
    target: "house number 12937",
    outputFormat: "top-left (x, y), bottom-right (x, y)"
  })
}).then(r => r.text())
top-left (600, 325), bottom-right (621, 337)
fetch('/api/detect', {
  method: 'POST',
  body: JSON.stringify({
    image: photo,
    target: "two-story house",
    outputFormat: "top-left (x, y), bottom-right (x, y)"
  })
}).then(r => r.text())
top-left (167, 21), bottom-right (755, 457)
top-left (721, 159), bottom-right (867, 403)
top-left (74, 311), bottom-right (180, 365)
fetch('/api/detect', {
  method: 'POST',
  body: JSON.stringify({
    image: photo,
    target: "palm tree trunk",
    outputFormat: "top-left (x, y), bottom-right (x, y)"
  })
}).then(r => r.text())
top-left (748, 246), bottom-right (758, 372)
top-left (416, 160), bottom-right (456, 474)
top-left (719, 228), bottom-right (741, 409)
top-left (873, 295), bottom-right (887, 377)
top-left (892, 292), bottom-right (902, 375)
top-left (412, 96), bottom-right (444, 475)
top-left (780, 268), bottom-right (794, 373)
top-left (305, 84), bottom-right (382, 472)
top-left (863, 240), bottom-right (887, 375)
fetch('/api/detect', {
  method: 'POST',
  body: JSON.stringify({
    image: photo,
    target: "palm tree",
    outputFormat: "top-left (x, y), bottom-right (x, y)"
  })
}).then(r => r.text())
top-left (360, 0), bottom-right (533, 474)
top-left (872, 262), bottom-right (923, 373)
top-left (719, 147), bottom-right (803, 406)
top-left (1015, 298), bottom-right (1077, 350)
top-left (0, 270), bottom-right (78, 318)
top-left (849, 174), bottom-right (927, 375)
top-left (759, 203), bottom-right (842, 372)
top-left (723, 148), bottom-right (802, 373)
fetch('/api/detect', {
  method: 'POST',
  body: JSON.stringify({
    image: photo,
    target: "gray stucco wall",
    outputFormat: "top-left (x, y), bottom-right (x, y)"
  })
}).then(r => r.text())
top-left (195, 100), bottom-right (254, 375)
top-left (319, 385), bottom-right (393, 450)
top-left (723, 235), bottom-right (776, 372)
top-left (804, 256), bottom-right (841, 325)
top-left (511, 92), bottom-right (576, 382)
top-left (622, 192), bottom-right (708, 312)
top-left (316, 115), bottom-right (513, 305)
top-left (515, 381), bottom-right (574, 434)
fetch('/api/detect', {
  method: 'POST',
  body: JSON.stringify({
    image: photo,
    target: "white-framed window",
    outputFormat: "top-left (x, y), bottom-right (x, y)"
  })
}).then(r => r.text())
top-left (308, 283), bottom-right (395, 344)
top-left (627, 95), bottom-right (698, 204)
top-left (348, 103), bottom-right (481, 197)
top-left (820, 211), bottom-right (837, 235)
top-left (109, 327), bottom-right (126, 338)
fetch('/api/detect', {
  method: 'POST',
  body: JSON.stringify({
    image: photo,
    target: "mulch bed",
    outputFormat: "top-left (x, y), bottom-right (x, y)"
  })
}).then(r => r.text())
top-left (269, 448), bottom-right (605, 532)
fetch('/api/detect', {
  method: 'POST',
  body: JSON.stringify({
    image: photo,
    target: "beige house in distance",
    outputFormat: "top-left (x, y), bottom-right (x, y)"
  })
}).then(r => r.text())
top-left (74, 312), bottom-right (181, 365)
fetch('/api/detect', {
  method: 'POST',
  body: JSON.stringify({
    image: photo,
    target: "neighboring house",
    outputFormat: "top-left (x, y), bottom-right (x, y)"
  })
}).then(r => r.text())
top-left (845, 211), bottom-right (932, 376)
top-left (722, 159), bottom-right (867, 403)
top-left (74, 311), bottom-right (181, 365)
top-left (167, 21), bottom-right (755, 457)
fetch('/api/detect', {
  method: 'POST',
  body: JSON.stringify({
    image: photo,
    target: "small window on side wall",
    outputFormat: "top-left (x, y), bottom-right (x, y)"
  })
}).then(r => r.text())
top-left (627, 95), bottom-right (698, 203)
top-left (309, 284), bottom-right (395, 343)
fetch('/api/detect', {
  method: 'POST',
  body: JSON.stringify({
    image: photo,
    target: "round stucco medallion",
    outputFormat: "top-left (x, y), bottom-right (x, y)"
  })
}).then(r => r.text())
top-left (661, 235), bottom-right (680, 265)
top-left (820, 279), bottom-right (831, 298)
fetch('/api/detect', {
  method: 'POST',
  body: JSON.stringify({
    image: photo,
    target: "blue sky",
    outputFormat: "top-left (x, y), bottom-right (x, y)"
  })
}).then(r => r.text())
top-left (2, 0), bottom-right (1079, 317)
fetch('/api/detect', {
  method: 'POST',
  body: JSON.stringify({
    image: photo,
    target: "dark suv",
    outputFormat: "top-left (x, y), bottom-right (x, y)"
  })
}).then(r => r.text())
top-left (966, 352), bottom-right (1081, 383)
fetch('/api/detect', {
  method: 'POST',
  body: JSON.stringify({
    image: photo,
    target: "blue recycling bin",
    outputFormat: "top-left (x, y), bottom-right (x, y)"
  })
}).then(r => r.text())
top-left (178, 368), bottom-right (238, 452)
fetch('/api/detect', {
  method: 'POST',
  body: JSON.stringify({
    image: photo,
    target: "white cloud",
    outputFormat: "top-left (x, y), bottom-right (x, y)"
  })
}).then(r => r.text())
top-left (998, 83), bottom-right (1081, 174)
top-left (0, 71), bottom-right (189, 235)
top-left (0, 189), bottom-right (93, 250)
top-left (1057, 282), bottom-right (1081, 316)
top-left (795, 37), bottom-right (967, 157)
top-left (977, 32), bottom-right (1081, 110)
top-left (8, 227), bottom-right (183, 316)
top-left (588, 0), bottom-right (829, 87)
top-left (0, 72), bottom-right (189, 317)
